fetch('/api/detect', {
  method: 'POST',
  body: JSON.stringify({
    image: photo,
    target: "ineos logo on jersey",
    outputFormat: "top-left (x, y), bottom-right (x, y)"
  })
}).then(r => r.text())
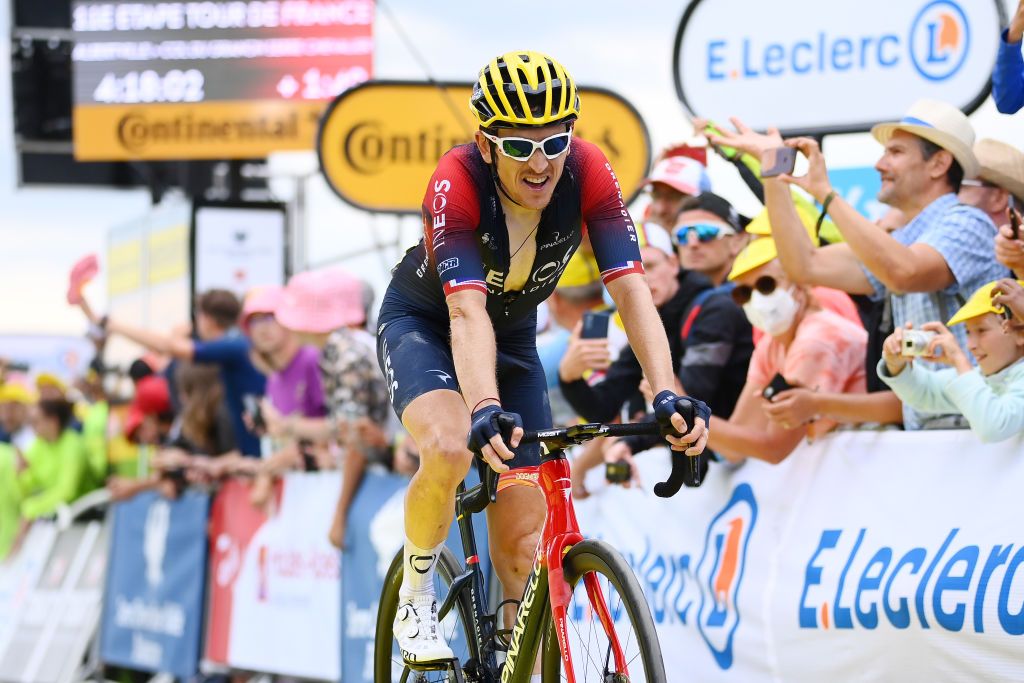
top-left (529, 244), bottom-right (576, 286)
top-left (430, 178), bottom-right (451, 251)
top-left (437, 257), bottom-right (458, 276)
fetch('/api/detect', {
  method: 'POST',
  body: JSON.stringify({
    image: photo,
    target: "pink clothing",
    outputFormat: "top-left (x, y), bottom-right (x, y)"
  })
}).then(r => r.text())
top-left (747, 309), bottom-right (868, 438)
top-left (751, 287), bottom-right (862, 346)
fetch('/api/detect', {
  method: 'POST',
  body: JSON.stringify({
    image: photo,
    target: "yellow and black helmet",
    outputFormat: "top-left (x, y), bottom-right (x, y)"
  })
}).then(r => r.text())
top-left (470, 51), bottom-right (580, 129)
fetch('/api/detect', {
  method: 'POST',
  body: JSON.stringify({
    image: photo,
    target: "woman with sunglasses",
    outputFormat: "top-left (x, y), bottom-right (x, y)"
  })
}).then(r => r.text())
top-left (706, 237), bottom-right (869, 464)
top-left (374, 51), bottom-right (710, 669)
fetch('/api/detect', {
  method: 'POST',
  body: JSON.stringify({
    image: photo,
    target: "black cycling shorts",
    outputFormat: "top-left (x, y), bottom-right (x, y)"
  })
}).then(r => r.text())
top-left (376, 286), bottom-right (552, 468)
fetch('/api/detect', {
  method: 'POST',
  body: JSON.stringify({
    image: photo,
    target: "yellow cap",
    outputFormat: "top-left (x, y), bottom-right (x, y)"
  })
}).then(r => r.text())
top-left (0, 382), bottom-right (35, 405)
top-left (556, 251), bottom-right (602, 290)
top-left (35, 372), bottom-right (67, 393)
top-left (947, 280), bottom-right (1024, 326)
top-left (728, 236), bottom-right (779, 281)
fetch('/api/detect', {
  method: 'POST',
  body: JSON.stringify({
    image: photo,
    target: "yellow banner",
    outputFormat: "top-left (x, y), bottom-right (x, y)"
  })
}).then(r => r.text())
top-left (73, 100), bottom-right (326, 161)
top-left (317, 81), bottom-right (651, 214)
top-left (108, 238), bottom-right (142, 296)
top-left (147, 224), bottom-right (189, 285)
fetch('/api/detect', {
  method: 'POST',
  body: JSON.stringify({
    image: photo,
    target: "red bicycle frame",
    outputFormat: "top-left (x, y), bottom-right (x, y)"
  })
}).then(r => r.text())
top-left (495, 453), bottom-right (630, 682)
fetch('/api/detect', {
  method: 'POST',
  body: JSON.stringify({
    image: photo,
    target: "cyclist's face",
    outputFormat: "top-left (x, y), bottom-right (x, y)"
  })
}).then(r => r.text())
top-left (476, 123), bottom-right (570, 211)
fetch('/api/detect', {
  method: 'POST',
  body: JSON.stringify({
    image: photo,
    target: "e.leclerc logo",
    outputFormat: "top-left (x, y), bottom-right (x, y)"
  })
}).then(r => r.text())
top-left (600, 484), bottom-right (757, 670)
top-left (799, 528), bottom-right (1024, 635)
top-left (703, 0), bottom-right (969, 84)
top-left (696, 484), bottom-right (757, 669)
top-left (910, 0), bottom-right (970, 81)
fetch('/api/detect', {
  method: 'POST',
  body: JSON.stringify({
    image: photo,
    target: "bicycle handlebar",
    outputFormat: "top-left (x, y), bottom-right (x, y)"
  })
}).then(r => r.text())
top-left (463, 420), bottom-right (702, 513)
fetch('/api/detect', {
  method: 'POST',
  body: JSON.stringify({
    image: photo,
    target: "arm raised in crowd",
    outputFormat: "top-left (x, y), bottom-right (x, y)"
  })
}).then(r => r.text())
top-left (77, 294), bottom-right (195, 359)
top-left (780, 137), bottom-right (955, 294)
top-left (993, 0), bottom-right (1024, 115)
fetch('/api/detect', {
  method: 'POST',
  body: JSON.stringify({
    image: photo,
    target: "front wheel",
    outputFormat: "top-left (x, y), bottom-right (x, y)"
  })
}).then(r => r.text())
top-left (541, 539), bottom-right (665, 682)
top-left (374, 547), bottom-right (481, 682)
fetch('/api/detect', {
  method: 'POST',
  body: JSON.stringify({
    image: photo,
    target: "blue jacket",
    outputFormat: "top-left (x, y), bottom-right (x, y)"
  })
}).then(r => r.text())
top-left (994, 29), bottom-right (1024, 115)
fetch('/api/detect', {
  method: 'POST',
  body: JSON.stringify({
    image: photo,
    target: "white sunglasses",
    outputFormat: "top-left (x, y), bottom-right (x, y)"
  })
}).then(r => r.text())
top-left (481, 130), bottom-right (573, 161)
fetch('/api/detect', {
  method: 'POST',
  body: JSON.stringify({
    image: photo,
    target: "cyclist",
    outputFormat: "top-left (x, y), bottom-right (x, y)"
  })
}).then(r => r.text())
top-left (375, 50), bottom-right (711, 670)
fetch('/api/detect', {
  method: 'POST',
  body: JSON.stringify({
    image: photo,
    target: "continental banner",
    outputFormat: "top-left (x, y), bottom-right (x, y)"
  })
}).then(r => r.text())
top-left (573, 430), bottom-right (1024, 681)
top-left (317, 80), bottom-right (651, 214)
top-left (74, 100), bottom-right (326, 161)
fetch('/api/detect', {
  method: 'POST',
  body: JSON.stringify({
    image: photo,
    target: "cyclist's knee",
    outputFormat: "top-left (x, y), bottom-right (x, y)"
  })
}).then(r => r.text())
top-left (417, 430), bottom-right (473, 486)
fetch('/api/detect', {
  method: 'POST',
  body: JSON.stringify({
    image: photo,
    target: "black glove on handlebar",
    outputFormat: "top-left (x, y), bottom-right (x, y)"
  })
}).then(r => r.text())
top-left (652, 390), bottom-right (712, 497)
top-left (467, 404), bottom-right (524, 455)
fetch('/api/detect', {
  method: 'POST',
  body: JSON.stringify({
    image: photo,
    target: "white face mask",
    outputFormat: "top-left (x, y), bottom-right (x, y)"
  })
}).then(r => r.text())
top-left (743, 286), bottom-right (800, 337)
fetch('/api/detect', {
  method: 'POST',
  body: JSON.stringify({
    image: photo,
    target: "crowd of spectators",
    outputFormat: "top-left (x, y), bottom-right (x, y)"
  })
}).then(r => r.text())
top-left (3, 13), bottom-right (1024, 560)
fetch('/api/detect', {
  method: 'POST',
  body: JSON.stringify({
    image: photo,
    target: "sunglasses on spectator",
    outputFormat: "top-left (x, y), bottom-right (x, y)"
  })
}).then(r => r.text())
top-left (731, 275), bottom-right (781, 305)
top-left (673, 222), bottom-right (736, 245)
top-left (960, 179), bottom-right (999, 190)
top-left (481, 130), bottom-right (572, 160)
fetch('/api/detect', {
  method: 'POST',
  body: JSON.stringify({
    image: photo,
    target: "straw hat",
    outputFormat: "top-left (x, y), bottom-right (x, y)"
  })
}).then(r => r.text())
top-left (975, 139), bottom-right (1024, 201)
top-left (871, 99), bottom-right (979, 178)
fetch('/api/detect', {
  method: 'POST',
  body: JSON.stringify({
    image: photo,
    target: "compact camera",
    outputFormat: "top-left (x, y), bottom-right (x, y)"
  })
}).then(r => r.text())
top-left (901, 330), bottom-right (937, 357)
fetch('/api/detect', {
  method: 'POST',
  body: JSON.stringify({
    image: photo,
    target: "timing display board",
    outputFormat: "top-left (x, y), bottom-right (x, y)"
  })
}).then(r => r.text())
top-left (71, 0), bottom-right (374, 160)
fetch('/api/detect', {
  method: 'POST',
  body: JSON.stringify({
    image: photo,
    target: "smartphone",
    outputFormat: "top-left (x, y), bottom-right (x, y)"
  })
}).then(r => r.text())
top-left (243, 394), bottom-right (266, 430)
top-left (1008, 206), bottom-right (1021, 241)
top-left (580, 310), bottom-right (611, 339)
top-left (762, 373), bottom-right (796, 401)
top-left (605, 460), bottom-right (631, 484)
top-left (761, 147), bottom-right (797, 178)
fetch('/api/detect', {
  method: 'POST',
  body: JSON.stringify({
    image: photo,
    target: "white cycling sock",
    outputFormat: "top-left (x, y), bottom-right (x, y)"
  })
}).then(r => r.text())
top-left (401, 537), bottom-right (443, 596)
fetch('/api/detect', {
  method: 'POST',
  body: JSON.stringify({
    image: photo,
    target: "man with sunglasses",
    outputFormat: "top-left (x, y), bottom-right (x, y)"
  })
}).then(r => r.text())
top-left (375, 51), bottom-right (709, 669)
top-left (673, 192), bottom-right (749, 288)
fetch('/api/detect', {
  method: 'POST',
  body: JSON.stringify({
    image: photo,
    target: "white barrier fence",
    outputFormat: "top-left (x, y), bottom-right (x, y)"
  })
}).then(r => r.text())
top-left (575, 430), bottom-right (1024, 682)
top-left (0, 430), bottom-right (1021, 682)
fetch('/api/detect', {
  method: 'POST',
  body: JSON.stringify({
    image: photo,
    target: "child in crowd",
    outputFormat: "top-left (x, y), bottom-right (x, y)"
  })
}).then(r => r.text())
top-left (878, 281), bottom-right (1024, 443)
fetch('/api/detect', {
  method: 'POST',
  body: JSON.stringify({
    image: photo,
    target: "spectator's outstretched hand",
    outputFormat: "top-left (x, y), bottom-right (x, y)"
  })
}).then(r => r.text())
top-left (991, 279), bottom-right (1024, 335)
top-left (779, 138), bottom-right (834, 203)
top-left (919, 322), bottom-right (972, 373)
top-left (704, 117), bottom-right (783, 160)
top-left (994, 219), bottom-right (1024, 277)
top-left (762, 388), bottom-right (818, 430)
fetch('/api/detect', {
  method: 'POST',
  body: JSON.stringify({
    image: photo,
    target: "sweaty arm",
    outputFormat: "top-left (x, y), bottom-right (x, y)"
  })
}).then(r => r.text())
top-left (578, 140), bottom-right (676, 396)
top-left (448, 290), bottom-right (500, 410)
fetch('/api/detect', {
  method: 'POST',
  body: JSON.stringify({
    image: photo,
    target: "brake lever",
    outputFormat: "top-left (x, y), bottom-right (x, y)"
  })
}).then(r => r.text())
top-left (653, 400), bottom-right (706, 497)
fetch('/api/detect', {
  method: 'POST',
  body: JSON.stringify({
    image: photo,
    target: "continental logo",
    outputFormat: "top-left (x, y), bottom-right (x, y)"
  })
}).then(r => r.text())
top-left (73, 101), bottom-right (325, 161)
top-left (317, 80), bottom-right (650, 214)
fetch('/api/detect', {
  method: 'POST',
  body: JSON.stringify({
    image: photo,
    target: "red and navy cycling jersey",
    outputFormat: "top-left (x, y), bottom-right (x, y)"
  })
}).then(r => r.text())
top-left (387, 138), bottom-right (644, 329)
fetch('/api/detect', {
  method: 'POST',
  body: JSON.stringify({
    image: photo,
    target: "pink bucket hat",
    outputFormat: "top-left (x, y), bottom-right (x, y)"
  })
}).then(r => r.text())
top-left (275, 267), bottom-right (365, 334)
top-left (240, 285), bottom-right (285, 334)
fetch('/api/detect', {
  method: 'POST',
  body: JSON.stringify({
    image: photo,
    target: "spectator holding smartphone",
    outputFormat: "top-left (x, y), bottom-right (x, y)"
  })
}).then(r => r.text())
top-left (996, 205), bottom-right (1024, 280)
top-left (993, 0), bottom-right (1024, 114)
top-left (711, 101), bottom-right (1007, 430)
top-left (707, 239), bottom-right (868, 463)
top-left (878, 281), bottom-right (1024, 442)
top-left (959, 139), bottom-right (1024, 230)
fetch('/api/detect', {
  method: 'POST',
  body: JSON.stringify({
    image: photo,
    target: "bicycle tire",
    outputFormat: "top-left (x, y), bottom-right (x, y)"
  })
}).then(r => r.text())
top-left (374, 546), bottom-right (482, 683)
top-left (541, 539), bottom-right (666, 682)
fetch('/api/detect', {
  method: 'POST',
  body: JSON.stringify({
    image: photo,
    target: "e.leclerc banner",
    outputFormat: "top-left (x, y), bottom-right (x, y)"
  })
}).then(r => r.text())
top-left (317, 80), bottom-right (651, 214)
top-left (100, 490), bottom-right (209, 678)
top-left (205, 473), bottom-right (341, 681)
top-left (573, 430), bottom-right (1024, 681)
top-left (673, 0), bottom-right (1004, 135)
